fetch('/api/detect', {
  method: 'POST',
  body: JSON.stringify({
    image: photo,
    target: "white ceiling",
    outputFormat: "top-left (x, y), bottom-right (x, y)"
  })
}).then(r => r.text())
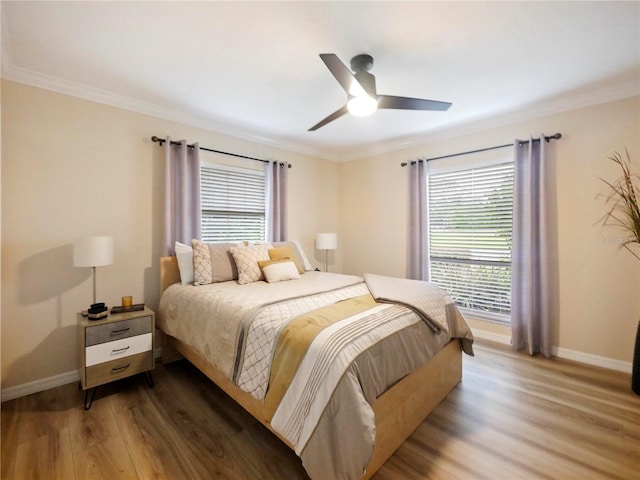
top-left (2, 1), bottom-right (639, 161)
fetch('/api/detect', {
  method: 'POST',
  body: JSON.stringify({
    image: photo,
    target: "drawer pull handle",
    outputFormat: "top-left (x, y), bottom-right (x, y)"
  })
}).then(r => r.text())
top-left (111, 346), bottom-right (130, 354)
top-left (111, 327), bottom-right (130, 335)
top-left (111, 364), bottom-right (130, 373)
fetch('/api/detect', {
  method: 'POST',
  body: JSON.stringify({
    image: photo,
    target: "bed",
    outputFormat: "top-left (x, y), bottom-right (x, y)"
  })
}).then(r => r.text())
top-left (157, 247), bottom-right (473, 480)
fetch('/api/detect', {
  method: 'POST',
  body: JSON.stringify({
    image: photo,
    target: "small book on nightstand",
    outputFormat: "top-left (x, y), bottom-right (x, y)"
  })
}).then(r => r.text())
top-left (111, 303), bottom-right (145, 314)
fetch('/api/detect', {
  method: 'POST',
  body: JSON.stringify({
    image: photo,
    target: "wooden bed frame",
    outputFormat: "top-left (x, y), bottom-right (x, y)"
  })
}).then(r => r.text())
top-left (159, 256), bottom-right (463, 479)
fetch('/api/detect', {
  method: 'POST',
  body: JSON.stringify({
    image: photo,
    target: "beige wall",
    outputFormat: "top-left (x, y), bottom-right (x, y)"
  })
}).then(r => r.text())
top-left (0, 80), bottom-right (341, 390)
top-left (340, 96), bottom-right (640, 364)
top-left (2, 78), bottom-right (639, 393)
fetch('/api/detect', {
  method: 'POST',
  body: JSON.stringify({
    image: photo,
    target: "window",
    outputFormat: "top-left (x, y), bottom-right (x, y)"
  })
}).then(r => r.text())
top-left (200, 163), bottom-right (265, 243)
top-left (428, 161), bottom-right (514, 322)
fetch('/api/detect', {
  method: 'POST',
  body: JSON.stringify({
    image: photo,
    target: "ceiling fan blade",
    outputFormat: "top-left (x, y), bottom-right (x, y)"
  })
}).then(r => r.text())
top-left (319, 53), bottom-right (367, 97)
top-left (377, 95), bottom-right (452, 111)
top-left (308, 105), bottom-right (349, 131)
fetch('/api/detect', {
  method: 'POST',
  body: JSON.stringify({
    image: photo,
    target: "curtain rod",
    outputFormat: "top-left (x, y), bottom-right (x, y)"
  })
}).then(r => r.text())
top-left (400, 133), bottom-right (562, 167)
top-left (151, 136), bottom-right (292, 168)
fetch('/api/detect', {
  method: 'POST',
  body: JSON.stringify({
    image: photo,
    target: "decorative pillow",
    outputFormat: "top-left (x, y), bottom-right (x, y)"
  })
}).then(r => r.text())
top-left (258, 259), bottom-right (300, 283)
top-left (230, 244), bottom-right (272, 285)
top-left (207, 242), bottom-right (239, 282)
top-left (174, 241), bottom-right (194, 285)
top-left (268, 245), bottom-right (304, 274)
top-left (272, 240), bottom-right (312, 272)
top-left (192, 239), bottom-right (213, 285)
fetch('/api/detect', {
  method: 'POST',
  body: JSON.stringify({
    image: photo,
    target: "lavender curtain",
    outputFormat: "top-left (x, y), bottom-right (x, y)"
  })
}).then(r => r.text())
top-left (265, 161), bottom-right (288, 242)
top-left (162, 137), bottom-right (201, 256)
top-left (511, 135), bottom-right (552, 357)
top-left (406, 160), bottom-right (429, 280)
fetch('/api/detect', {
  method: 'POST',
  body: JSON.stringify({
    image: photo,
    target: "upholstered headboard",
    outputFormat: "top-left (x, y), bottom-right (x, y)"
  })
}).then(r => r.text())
top-left (160, 256), bottom-right (180, 293)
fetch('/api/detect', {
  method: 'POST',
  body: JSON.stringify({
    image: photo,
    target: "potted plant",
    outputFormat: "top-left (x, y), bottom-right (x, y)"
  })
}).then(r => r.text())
top-left (600, 149), bottom-right (640, 394)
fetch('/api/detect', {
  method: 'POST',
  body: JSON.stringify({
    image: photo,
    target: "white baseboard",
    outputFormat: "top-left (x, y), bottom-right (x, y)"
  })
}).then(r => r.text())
top-left (472, 329), bottom-right (633, 373)
top-left (552, 347), bottom-right (632, 374)
top-left (1, 370), bottom-right (80, 402)
top-left (471, 329), bottom-right (512, 346)
top-left (1, 347), bottom-right (163, 403)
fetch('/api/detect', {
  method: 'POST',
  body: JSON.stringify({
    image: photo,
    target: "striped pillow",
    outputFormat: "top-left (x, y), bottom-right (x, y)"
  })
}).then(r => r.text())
top-left (259, 259), bottom-right (300, 283)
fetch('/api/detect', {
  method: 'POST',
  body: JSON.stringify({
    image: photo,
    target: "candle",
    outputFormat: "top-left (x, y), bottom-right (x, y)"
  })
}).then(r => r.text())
top-left (121, 296), bottom-right (133, 308)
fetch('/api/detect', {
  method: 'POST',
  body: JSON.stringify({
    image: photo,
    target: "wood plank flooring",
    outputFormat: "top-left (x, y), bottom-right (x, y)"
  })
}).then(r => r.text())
top-left (2, 340), bottom-right (639, 479)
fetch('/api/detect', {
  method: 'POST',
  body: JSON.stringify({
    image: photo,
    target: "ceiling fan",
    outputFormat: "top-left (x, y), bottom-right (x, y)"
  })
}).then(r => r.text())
top-left (309, 53), bottom-right (452, 131)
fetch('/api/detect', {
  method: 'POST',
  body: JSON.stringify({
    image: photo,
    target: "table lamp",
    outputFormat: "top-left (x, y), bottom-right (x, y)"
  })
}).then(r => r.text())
top-left (316, 233), bottom-right (337, 272)
top-left (74, 236), bottom-right (114, 319)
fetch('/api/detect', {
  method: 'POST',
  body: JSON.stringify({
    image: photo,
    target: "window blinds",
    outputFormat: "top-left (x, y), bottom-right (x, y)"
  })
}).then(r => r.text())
top-left (200, 163), bottom-right (265, 242)
top-left (428, 162), bottom-right (514, 318)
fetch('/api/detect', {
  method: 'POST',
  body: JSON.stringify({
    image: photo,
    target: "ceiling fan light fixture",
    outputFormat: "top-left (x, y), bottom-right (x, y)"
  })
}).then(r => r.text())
top-left (310, 53), bottom-right (451, 130)
top-left (347, 94), bottom-right (378, 117)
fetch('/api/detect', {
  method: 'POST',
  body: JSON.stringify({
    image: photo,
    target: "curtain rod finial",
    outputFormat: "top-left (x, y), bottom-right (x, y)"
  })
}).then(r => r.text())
top-left (546, 133), bottom-right (562, 142)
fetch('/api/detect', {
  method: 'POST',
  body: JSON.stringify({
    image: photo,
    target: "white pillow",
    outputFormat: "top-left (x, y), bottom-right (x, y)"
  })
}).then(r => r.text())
top-left (292, 240), bottom-right (313, 271)
top-left (262, 260), bottom-right (300, 283)
top-left (175, 241), bottom-right (194, 285)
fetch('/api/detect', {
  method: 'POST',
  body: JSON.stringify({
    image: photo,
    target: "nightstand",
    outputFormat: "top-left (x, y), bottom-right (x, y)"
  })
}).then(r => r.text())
top-left (78, 306), bottom-right (155, 409)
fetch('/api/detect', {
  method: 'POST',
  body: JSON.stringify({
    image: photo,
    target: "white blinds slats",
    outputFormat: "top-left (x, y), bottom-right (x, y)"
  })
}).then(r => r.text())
top-left (200, 164), bottom-right (265, 243)
top-left (428, 162), bottom-right (514, 319)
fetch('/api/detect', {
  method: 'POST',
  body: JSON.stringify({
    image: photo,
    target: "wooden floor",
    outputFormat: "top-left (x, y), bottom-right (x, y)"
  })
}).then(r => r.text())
top-left (2, 340), bottom-right (639, 479)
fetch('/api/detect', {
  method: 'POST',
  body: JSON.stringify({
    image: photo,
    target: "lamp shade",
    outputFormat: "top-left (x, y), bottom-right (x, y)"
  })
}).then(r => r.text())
top-left (73, 236), bottom-right (114, 267)
top-left (316, 233), bottom-right (337, 250)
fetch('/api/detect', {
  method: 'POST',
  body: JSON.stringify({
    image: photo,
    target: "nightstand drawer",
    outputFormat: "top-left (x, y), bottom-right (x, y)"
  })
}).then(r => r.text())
top-left (85, 315), bottom-right (152, 346)
top-left (85, 351), bottom-right (153, 388)
top-left (85, 332), bottom-right (152, 366)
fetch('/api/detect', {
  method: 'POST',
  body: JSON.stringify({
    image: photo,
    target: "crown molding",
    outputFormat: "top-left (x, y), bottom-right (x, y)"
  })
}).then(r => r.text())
top-left (0, 60), bottom-right (338, 161)
top-left (2, 54), bottom-right (637, 164)
top-left (337, 80), bottom-right (640, 161)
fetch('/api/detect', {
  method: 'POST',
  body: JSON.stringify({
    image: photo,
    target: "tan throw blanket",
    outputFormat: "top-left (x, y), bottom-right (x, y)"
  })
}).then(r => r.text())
top-left (270, 302), bottom-right (419, 455)
top-left (264, 294), bottom-right (378, 418)
top-left (233, 283), bottom-right (369, 399)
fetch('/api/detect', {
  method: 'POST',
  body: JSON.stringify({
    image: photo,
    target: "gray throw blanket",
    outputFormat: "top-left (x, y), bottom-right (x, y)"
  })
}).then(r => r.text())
top-left (364, 273), bottom-right (450, 334)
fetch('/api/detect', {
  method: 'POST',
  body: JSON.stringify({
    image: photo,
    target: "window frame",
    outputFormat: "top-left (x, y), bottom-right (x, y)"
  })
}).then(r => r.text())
top-left (199, 161), bottom-right (266, 243)
top-left (427, 154), bottom-right (514, 324)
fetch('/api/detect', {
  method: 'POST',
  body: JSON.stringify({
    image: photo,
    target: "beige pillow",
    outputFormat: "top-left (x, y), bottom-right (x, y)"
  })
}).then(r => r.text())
top-left (191, 240), bottom-right (240, 285)
top-left (268, 245), bottom-right (304, 274)
top-left (271, 240), bottom-right (311, 271)
top-left (230, 244), bottom-right (272, 285)
top-left (258, 259), bottom-right (300, 283)
top-left (207, 242), bottom-right (239, 282)
top-left (192, 239), bottom-right (213, 285)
